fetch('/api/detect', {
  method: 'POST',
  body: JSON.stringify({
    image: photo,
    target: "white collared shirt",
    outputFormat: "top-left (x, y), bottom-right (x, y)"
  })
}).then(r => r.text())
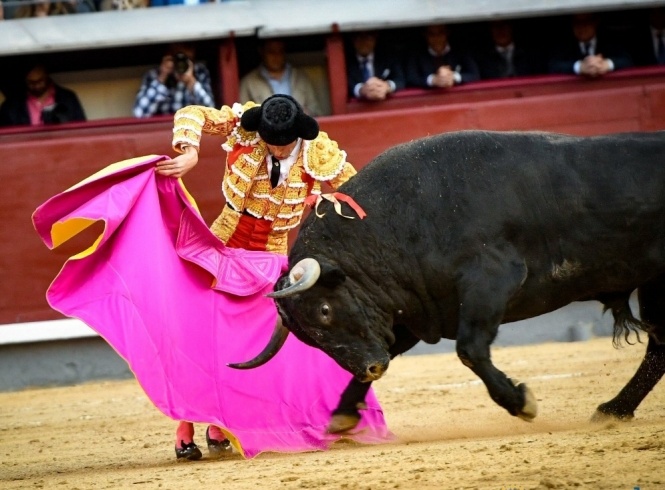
top-left (356, 53), bottom-right (375, 78)
top-left (496, 43), bottom-right (515, 58)
top-left (268, 139), bottom-right (302, 186)
top-left (353, 53), bottom-right (374, 98)
top-left (579, 37), bottom-right (597, 56)
top-left (573, 37), bottom-right (614, 74)
top-left (652, 27), bottom-right (665, 57)
top-left (426, 44), bottom-right (460, 85)
top-left (428, 45), bottom-right (451, 58)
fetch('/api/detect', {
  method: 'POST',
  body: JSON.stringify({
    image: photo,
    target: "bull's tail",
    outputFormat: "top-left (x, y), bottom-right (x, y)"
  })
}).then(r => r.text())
top-left (601, 293), bottom-right (653, 348)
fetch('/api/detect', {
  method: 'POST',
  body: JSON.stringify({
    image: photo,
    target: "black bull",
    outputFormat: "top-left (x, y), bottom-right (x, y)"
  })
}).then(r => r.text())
top-left (232, 130), bottom-right (665, 432)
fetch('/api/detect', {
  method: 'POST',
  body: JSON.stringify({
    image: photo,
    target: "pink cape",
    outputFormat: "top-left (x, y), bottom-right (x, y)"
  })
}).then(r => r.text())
top-left (32, 155), bottom-right (393, 458)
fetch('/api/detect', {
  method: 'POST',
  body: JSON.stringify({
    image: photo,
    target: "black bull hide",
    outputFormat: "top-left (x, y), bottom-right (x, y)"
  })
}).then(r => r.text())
top-left (237, 130), bottom-right (665, 430)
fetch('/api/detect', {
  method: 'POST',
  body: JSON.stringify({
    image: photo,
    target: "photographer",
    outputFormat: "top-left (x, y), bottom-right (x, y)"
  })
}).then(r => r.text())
top-left (0, 64), bottom-right (86, 127)
top-left (133, 43), bottom-right (216, 118)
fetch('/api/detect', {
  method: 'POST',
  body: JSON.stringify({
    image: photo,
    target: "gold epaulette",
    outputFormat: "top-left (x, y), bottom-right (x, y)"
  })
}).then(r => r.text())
top-left (223, 101), bottom-right (261, 150)
top-left (172, 105), bottom-right (237, 153)
top-left (303, 132), bottom-right (348, 181)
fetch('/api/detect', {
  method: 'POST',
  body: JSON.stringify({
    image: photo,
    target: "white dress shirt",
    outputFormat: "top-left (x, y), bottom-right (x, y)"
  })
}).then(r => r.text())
top-left (268, 139), bottom-right (302, 186)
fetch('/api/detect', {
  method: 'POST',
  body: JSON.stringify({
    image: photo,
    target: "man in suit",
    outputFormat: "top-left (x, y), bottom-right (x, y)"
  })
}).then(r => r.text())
top-left (405, 24), bottom-right (480, 89)
top-left (346, 31), bottom-right (405, 101)
top-left (548, 12), bottom-right (632, 77)
top-left (476, 20), bottom-right (544, 80)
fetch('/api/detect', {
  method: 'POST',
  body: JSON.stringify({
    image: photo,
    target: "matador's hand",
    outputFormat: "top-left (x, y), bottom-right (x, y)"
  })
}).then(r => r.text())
top-left (155, 146), bottom-right (199, 178)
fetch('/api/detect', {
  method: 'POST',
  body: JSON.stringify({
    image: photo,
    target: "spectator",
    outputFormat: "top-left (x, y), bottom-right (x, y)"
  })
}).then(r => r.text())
top-left (239, 38), bottom-right (322, 116)
top-left (133, 43), bottom-right (215, 118)
top-left (100, 0), bottom-right (147, 9)
top-left (405, 24), bottom-right (480, 89)
top-left (346, 30), bottom-right (405, 101)
top-left (0, 64), bottom-right (86, 127)
top-left (149, 0), bottom-right (211, 6)
top-left (632, 7), bottom-right (665, 66)
top-left (476, 19), bottom-right (544, 79)
top-left (14, 0), bottom-right (76, 17)
top-left (548, 12), bottom-right (632, 77)
top-left (75, 0), bottom-right (95, 12)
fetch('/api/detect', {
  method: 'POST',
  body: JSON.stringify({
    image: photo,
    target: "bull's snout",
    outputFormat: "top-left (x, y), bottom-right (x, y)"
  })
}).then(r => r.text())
top-left (362, 360), bottom-right (389, 382)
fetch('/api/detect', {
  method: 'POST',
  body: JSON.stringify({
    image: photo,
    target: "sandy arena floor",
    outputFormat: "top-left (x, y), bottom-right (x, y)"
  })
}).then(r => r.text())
top-left (1, 337), bottom-right (664, 490)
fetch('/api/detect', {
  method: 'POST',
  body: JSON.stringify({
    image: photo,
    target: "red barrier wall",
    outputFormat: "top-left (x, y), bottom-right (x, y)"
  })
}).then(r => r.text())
top-left (2, 70), bottom-right (664, 324)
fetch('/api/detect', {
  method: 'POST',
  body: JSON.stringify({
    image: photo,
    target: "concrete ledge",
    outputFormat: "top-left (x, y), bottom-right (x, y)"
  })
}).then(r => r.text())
top-left (0, 318), bottom-right (97, 345)
top-left (0, 298), bottom-right (623, 392)
top-left (0, 319), bottom-right (132, 392)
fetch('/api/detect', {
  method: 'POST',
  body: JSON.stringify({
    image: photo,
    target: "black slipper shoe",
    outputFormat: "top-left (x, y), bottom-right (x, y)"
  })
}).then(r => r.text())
top-left (175, 440), bottom-right (202, 461)
top-left (205, 427), bottom-right (233, 457)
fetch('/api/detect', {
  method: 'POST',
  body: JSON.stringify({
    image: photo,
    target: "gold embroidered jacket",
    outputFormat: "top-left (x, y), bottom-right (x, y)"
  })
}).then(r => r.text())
top-left (172, 102), bottom-right (357, 254)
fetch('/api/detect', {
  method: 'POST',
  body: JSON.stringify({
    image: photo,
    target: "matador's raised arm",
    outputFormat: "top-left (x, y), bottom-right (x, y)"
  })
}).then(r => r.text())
top-left (171, 104), bottom-right (245, 154)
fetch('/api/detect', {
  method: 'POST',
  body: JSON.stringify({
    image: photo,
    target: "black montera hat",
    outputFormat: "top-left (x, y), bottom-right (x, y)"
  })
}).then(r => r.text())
top-left (240, 94), bottom-right (319, 146)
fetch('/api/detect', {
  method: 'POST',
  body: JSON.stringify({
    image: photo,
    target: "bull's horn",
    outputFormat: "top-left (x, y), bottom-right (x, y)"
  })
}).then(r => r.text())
top-left (267, 258), bottom-right (321, 298)
top-left (227, 316), bottom-right (289, 369)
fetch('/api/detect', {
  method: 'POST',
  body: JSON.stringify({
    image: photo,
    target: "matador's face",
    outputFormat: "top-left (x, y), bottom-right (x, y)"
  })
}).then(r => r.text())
top-left (267, 141), bottom-right (297, 160)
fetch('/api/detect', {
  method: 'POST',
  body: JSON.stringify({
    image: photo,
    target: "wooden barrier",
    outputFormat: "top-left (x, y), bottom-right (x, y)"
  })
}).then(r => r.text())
top-left (1, 69), bottom-right (664, 324)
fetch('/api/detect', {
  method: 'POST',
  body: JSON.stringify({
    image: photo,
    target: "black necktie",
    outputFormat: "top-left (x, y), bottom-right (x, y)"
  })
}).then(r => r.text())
top-left (583, 42), bottom-right (591, 56)
top-left (499, 49), bottom-right (514, 77)
top-left (360, 57), bottom-right (371, 81)
top-left (270, 159), bottom-right (280, 188)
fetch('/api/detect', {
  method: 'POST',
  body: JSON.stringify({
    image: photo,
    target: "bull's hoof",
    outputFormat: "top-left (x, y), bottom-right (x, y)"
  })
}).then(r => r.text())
top-left (327, 412), bottom-right (360, 434)
top-left (590, 404), bottom-right (634, 423)
top-left (516, 383), bottom-right (538, 422)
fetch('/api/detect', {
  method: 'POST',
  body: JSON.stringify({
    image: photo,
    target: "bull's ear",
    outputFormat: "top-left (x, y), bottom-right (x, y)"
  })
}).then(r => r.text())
top-left (318, 264), bottom-right (346, 288)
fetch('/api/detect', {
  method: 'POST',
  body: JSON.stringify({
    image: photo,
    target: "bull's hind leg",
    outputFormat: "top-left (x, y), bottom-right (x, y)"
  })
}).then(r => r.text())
top-left (593, 278), bottom-right (665, 421)
top-left (455, 256), bottom-right (535, 420)
top-left (328, 325), bottom-right (420, 433)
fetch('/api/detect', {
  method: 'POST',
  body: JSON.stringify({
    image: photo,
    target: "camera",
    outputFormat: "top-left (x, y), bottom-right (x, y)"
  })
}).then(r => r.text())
top-left (173, 52), bottom-right (190, 75)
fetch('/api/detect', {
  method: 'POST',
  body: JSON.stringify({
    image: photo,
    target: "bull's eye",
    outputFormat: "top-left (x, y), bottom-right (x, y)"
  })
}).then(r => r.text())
top-left (320, 304), bottom-right (330, 317)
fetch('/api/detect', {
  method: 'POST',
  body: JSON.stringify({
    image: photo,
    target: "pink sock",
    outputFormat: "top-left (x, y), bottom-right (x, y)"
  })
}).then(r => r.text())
top-left (207, 425), bottom-right (225, 441)
top-left (175, 421), bottom-right (195, 448)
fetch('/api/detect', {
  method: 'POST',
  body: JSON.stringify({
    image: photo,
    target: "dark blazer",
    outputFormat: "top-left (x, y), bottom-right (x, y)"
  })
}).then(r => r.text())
top-left (631, 27), bottom-right (665, 67)
top-left (0, 84), bottom-right (87, 127)
top-left (346, 50), bottom-right (406, 99)
top-left (476, 44), bottom-right (544, 79)
top-left (547, 35), bottom-right (633, 74)
top-left (405, 48), bottom-right (480, 88)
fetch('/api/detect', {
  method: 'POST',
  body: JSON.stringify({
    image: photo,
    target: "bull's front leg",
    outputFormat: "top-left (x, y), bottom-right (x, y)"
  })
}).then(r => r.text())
top-left (328, 378), bottom-right (372, 433)
top-left (455, 256), bottom-right (536, 420)
top-left (328, 325), bottom-right (421, 433)
top-left (456, 319), bottom-right (537, 420)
